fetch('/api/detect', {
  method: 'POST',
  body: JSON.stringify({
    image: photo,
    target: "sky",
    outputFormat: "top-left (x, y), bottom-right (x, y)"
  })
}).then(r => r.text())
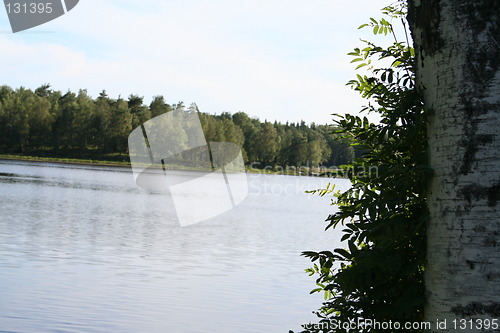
top-left (0, 0), bottom-right (401, 125)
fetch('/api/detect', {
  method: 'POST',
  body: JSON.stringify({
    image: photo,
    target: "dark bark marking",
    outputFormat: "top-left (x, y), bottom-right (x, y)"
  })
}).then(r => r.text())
top-left (473, 225), bottom-right (486, 233)
top-left (455, 0), bottom-right (500, 175)
top-left (459, 183), bottom-right (500, 207)
top-left (407, 0), bottom-right (445, 57)
top-left (484, 234), bottom-right (497, 248)
top-left (466, 259), bottom-right (476, 270)
top-left (451, 302), bottom-right (500, 317)
top-left (486, 273), bottom-right (500, 281)
top-left (459, 130), bottom-right (495, 175)
top-left (487, 184), bottom-right (500, 207)
top-left (409, 0), bottom-right (499, 175)
top-left (459, 0), bottom-right (500, 67)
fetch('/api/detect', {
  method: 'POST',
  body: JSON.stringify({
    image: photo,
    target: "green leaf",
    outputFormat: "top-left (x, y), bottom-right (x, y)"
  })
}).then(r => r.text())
top-left (310, 288), bottom-right (323, 294)
top-left (334, 248), bottom-right (351, 260)
top-left (348, 240), bottom-right (358, 254)
top-left (392, 60), bottom-right (402, 67)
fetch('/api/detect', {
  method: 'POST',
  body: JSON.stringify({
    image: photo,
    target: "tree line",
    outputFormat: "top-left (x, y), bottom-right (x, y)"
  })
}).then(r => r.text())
top-left (0, 84), bottom-right (354, 167)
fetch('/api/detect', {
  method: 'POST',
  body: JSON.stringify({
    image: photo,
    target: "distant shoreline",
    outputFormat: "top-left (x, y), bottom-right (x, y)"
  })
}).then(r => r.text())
top-left (0, 154), bottom-right (342, 177)
top-left (0, 154), bottom-right (131, 169)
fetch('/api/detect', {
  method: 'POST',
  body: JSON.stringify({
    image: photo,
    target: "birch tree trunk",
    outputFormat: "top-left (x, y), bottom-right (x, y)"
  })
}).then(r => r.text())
top-left (407, 0), bottom-right (500, 331)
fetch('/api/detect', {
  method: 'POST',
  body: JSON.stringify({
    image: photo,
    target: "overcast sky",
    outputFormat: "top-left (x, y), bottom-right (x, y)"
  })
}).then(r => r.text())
top-left (0, 0), bottom-right (400, 124)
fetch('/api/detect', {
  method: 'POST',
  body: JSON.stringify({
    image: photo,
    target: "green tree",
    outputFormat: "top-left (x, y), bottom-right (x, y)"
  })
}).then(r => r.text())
top-left (34, 83), bottom-right (52, 98)
top-left (221, 118), bottom-right (245, 147)
top-left (199, 112), bottom-right (218, 143)
top-left (232, 111), bottom-right (259, 163)
top-left (107, 98), bottom-right (132, 154)
top-left (27, 91), bottom-right (52, 149)
top-left (324, 133), bottom-right (353, 167)
top-left (54, 91), bottom-right (79, 151)
top-left (93, 90), bottom-right (113, 152)
top-left (276, 126), bottom-right (293, 166)
top-left (150, 95), bottom-right (172, 118)
top-left (255, 122), bottom-right (278, 166)
top-left (306, 139), bottom-right (324, 166)
top-left (288, 130), bottom-right (308, 167)
top-left (74, 89), bottom-right (95, 150)
top-left (34, 84), bottom-right (62, 153)
top-left (128, 94), bottom-right (151, 129)
top-left (0, 86), bottom-right (17, 151)
top-left (1, 87), bottom-right (52, 152)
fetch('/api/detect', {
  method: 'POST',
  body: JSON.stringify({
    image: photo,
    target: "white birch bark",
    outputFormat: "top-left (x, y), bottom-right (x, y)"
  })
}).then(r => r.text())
top-left (408, 0), bottom-right (500, 331)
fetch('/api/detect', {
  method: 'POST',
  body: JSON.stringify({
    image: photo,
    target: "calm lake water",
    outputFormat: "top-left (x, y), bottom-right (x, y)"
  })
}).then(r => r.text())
top-left (0, 160), bottom-right (350, 333)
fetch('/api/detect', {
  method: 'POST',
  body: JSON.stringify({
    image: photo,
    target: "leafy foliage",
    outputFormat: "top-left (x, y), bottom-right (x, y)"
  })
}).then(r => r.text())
top-left (296, 4), bottom-right (429, 332)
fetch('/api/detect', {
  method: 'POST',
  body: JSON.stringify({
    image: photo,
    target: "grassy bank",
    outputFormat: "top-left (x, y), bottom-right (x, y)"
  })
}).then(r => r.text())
top-left (0, 154), bottom-right (341, 177)
top-left (0, 154), bottom-right (132, 168)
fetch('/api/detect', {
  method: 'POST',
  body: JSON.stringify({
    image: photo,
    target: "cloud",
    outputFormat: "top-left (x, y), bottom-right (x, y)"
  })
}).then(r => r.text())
top-left (0, 0), bottom-right (390, 124)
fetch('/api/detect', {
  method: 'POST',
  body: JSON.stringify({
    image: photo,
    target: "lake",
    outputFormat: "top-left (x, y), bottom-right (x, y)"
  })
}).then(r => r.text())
top-left (0, 160), bottom-right (350, 333)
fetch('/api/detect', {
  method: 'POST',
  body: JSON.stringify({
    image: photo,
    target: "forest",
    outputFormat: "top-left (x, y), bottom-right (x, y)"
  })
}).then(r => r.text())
top-left (0, 84), bottom-right (355, 168)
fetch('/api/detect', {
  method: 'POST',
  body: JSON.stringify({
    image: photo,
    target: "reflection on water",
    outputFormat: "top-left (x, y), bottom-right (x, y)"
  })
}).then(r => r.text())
top-left (0, 160), bottom-right (350, 333)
